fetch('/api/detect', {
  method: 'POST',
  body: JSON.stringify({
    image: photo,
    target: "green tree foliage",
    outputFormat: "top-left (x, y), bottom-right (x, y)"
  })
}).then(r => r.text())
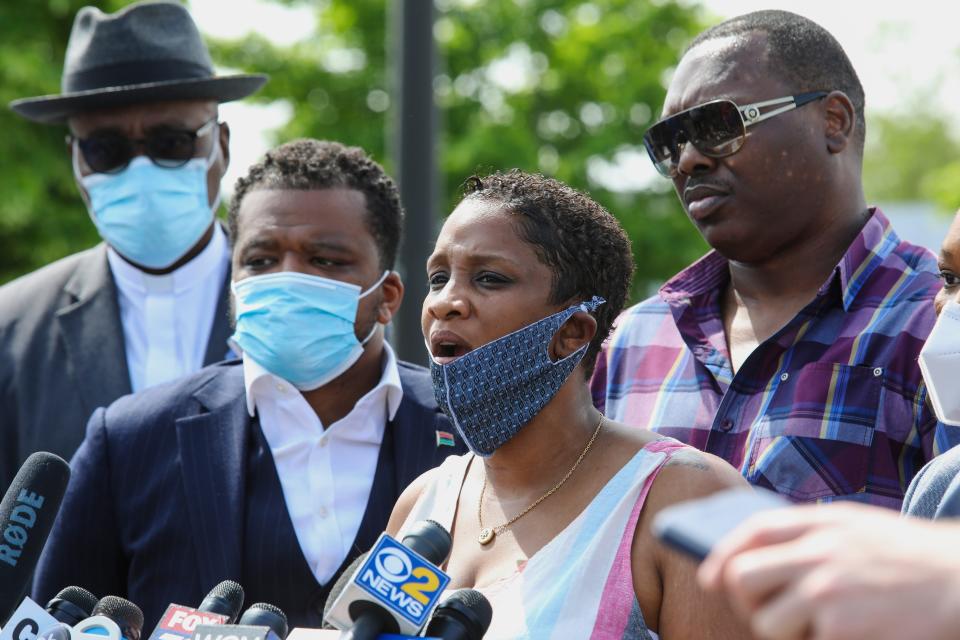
top-left (863, 106), bottom-right (960, 213)
top-left (209, 0), bottom-right (709, 297)
top-left (0, 0), bottom-right (129, 283)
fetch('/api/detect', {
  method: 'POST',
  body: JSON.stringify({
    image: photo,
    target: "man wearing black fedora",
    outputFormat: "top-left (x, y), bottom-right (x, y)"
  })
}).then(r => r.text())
top-left (0, 1), bottom-right (266, 486)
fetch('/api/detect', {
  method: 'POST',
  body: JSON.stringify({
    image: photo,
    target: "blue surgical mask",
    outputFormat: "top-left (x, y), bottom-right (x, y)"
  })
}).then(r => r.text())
top-left (430, 296), bottom-right (605, 457)
top-left (231, 270), bottom-right (390, 391)
top-left (74, 128), bottom-right (220, 270)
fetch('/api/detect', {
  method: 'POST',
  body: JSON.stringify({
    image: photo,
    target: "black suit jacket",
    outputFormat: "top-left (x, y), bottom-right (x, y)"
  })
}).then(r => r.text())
top-left (0, 243), bottom-right (232, 486)
top-left (32, 359), bottom-right (463, 628)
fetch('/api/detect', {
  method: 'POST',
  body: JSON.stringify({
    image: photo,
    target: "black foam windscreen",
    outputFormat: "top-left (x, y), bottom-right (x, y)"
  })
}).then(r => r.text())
top-left (198, 580), bottom-right (245, 623)
top-left (400, 520), bottom-right (451, 566)
top-left (0, 452), bottom-right (71, 623)
top-left (424, 589), bottom-right (493, 640)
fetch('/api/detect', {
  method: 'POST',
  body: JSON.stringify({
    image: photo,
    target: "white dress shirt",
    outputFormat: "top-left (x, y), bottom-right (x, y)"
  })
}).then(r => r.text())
top-left (108, 225), bottom-right (230, 392)
top-left (243, 341), bottom-right (403, 585)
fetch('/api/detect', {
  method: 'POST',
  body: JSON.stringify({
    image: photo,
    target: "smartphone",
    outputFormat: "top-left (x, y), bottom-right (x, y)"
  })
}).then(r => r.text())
top-left (652, 487), bottom-right (790, 561)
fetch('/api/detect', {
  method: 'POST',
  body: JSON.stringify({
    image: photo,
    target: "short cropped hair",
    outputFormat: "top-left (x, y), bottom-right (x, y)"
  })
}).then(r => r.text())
top-left (461, 170), bottom-right (634, 377)
top-left (228, 139), bottom-right (403, 269)
top-left (688, 10), bottom-right (866, 151)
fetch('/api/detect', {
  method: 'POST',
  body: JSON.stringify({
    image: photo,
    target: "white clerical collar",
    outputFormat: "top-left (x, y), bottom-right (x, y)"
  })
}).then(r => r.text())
top-left (242, 339), bottom-right (403, 422)
top-left (107, 224), bottom-right (228, 296)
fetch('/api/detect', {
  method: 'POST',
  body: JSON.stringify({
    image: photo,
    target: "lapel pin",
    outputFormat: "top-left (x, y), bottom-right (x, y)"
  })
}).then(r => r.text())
top-left (435, 430), bottom-right (455, 447)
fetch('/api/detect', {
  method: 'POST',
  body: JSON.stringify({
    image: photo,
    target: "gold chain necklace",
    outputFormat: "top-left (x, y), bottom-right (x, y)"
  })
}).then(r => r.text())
top-left (477, 415), bottom-right (605, 546)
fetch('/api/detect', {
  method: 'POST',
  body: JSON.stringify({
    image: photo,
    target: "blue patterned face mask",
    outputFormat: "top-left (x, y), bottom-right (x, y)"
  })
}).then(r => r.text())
top-left (429, 296), bottom-right (605, 457)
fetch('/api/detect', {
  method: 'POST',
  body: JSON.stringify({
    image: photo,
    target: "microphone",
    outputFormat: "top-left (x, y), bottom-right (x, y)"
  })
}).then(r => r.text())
top-left (320, 554), bottom-right (367, 629)
top-left (46, 587), bottom-right (98, 625)
top-left (237, 604), bottom-right (288, 640)
top-left (423, 589), bottom-right (492, 640)
top-left (197, 581), bottom-right (244, 623)
top-left (89, 596), bottom-right (145, 640)
top-left (147, 581), bottom-right (244, 640)
top-left (323, 520), bottom-right (452, 639)
top-left (0, 452), bottom-right (71, 623)
top-left (190, 603), bottom-right (288, 640)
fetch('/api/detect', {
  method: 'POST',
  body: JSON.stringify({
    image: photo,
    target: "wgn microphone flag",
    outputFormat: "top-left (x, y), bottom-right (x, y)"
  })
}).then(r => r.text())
top-left (0, 452), bottom-right (71, 624)
top-left (190, 602), bottom-right (289, 640)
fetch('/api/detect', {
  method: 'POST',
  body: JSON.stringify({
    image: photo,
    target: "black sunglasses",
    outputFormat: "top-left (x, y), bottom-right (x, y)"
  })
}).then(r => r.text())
top-left (643, 91), bottom-right (829, 178)
top-left (69, 118), bottom-right (218, 174)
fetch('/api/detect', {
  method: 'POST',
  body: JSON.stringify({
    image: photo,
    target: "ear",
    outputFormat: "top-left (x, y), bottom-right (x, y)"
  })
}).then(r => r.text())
top-left (66, 135), bottom-right (92, 207)
top-left (218, 120), bottom-right (231, 171)
top-left (823, 90), bottom-right (856, 155)
top-left (549, 310), bottom-right (598, 361)
top-left (376, 271), bottom-right (404, 325)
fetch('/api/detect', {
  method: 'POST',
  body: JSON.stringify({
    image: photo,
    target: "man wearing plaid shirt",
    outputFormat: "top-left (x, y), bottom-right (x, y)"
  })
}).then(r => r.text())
top-left (592, 11), bottom-right (960, 508)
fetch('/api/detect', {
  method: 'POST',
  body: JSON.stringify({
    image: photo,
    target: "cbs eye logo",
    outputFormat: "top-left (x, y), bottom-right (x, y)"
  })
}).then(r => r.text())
top-left (374, 546), bottom-right (440, 605)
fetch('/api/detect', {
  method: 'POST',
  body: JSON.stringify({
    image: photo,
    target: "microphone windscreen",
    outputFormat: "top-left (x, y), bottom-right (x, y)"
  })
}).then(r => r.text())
top-left (198, 580), bottom-right (245, 622)
top-left (424, 589), bottom-right (493, 640)
top-left (92, 595), bottom-right (145, 640)
top-left (399, 520), bottom-right (451, 566)
top-left (0, 452), bottom-right (70, 623)
top-left (321, 553), bottom-right (367, 626)
top-left (238, 602), bottom-right (288, 640)
top-left (47, 585), bottom-right (98, 625)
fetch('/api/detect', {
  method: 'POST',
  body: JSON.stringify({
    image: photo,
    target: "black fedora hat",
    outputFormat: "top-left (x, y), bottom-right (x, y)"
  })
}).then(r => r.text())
top-left (10, 0), bottom-right (268, 124)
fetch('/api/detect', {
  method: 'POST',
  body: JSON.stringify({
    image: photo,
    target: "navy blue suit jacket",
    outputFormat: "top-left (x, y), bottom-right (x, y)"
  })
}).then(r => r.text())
top-left (32, 359), bottom-right (462, 628)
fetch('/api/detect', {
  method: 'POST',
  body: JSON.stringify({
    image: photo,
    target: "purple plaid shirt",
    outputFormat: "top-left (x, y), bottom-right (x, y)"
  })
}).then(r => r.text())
top-left (591, 209), bottom-right (960, 508)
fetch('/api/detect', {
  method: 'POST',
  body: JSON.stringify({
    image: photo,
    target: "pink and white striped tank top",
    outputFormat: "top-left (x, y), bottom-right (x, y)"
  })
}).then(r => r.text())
top-left (398, 438), bottom-right (690, 639)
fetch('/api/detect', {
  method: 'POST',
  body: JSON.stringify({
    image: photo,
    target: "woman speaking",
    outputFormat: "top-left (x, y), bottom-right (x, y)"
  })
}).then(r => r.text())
top-left (388, 170), bottom-right (750, 639)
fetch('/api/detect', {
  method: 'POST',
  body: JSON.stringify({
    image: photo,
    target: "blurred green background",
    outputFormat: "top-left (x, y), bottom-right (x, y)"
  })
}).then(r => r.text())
top-left (3, 0), bottom-right (960, 297)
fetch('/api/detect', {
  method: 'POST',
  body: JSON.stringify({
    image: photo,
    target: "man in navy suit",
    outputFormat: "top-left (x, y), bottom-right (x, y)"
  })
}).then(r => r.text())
top-left (33, 139), bottom-right (464, 628)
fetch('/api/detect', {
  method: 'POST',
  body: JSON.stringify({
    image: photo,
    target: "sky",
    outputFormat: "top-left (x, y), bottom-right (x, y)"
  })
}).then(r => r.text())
top-left (188, 0), bottom-right (959, 247)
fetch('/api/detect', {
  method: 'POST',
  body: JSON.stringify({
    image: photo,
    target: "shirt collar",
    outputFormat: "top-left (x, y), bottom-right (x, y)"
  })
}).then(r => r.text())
top-left (243, 340), bottom-right (404, 424)
top-left (107, 224), bottom-right (228, 297)
top-left (660, 207), bottom-right (896, 313)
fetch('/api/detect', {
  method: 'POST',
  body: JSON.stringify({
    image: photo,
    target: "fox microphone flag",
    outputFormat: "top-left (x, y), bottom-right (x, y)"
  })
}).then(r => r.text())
top-left (146, 581), bottom-right (244, 640)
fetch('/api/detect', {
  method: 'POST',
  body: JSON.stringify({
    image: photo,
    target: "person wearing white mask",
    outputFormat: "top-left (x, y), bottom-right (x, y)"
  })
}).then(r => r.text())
top-left (686, 210), bottom-right (960, 640)
top-left (0, 1), bottom-right (266, 487)
top-left (902, 214), bottom-right (960, 518)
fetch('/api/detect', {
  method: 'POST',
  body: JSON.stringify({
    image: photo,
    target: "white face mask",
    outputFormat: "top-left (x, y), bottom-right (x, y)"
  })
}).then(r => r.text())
top-left (919, 299), bottom-right (960, 426)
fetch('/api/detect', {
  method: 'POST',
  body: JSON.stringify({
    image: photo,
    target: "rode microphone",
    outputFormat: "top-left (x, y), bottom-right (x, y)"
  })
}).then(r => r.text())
top-left (190, 602), bottom-right (288, 640)
top-left (147, 581), bottom-right (244, 640)
top-left (323, 520), bottom-right (452, 639)
top-left (46, 587), bottom-right (98, 626)
top-left (89, 596), bottom-right (145, 640)
top-left (423, 589), bottom-right (492, 640)
top-left (0, 452), bottom-right (71, 623)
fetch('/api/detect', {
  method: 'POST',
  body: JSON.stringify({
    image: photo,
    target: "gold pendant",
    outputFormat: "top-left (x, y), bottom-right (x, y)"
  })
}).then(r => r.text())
top-left (478, 527), bottom-right (495, 545)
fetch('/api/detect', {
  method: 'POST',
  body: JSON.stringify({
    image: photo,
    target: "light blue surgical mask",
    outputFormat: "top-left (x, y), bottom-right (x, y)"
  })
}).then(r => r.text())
top-left (430, 296), bottom-right (605, 456)
top-left (231, 270), bottom-right (390, 391)
top-left (73, 127), bottom-right (221, 270)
